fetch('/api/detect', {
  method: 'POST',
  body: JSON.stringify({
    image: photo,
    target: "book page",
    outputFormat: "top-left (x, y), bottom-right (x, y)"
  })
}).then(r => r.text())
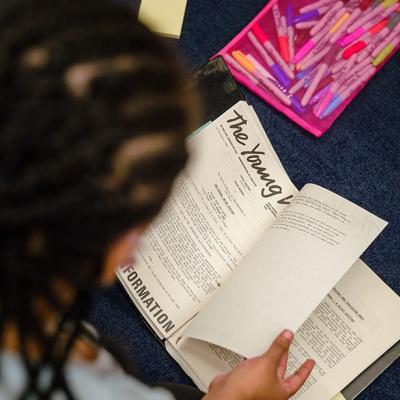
top-left (168, 260), bottom-right (400, 400)
top-left (287, 259), bottom-right (400, 400)
top-left (118, 102), bottom-right (298, 338)
top-left (184, 184), bottom-right (387, 357)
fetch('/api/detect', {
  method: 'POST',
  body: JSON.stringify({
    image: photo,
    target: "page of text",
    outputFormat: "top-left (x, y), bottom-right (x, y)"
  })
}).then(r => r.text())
top-left (118, 102), bottom-right (298, 337)
top-left (169, 260), bottom-right (400, 400)
top-left (184, 184), bottom-right (387, 356)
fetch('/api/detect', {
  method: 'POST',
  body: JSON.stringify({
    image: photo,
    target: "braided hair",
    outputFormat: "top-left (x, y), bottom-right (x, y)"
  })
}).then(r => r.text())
top-left (0, 0), bottom-right (195, 398)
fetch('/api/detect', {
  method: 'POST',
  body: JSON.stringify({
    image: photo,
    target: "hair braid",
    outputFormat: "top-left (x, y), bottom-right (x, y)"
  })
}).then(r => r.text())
top-left (0, 0), bottom-right (196, 398)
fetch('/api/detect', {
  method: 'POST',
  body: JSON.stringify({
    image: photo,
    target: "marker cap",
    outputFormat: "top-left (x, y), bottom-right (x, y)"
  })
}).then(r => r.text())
top-left (252, 24), bottom-right (269, 44)
top-left (321, 95), bottom-right (343, 118)
top-left (369, 18), bottom-right (389, 34)
top-left (290, 95), bottom-right (306, 114)
top-left (278, 36), bottom-right (290, 63)
top-left (373, 42), bottom-right (396, 65)
top-left (343, 41), bottom-right (367, 58)
top-left (338, 28), bottom-right (364, 46)
top-left (232, 51), bottom-right (256, 73)
top-left (293, 9), bottom-right (319, 24)
top-left (382, 0), bottom-right (397, 9)
top-left (271, 63), bottom-right (292, 87)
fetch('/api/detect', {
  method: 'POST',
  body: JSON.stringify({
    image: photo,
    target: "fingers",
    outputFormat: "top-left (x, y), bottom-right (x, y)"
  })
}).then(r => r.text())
top-left (283, 359), bottom-right (316, 397)
top-left (277, 348), bottom-right (289, 380)
top-left (263, 330), bottom-right (293, 367)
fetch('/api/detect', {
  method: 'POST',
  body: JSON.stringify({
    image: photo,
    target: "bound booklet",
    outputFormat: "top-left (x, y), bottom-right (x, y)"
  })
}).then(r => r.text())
top-left (118, 101), bottom-right (400, 400)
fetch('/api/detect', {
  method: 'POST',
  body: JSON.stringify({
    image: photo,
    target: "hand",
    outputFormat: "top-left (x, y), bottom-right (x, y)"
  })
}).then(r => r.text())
top-left (203, 330), bottom-right (315, 400)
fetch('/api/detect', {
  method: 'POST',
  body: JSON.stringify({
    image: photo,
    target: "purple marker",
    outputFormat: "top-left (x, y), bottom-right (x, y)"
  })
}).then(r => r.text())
top-left (247, 31), bottom-right (292, 87)
top-left (294, 6), bottom-right (331, 23)
top-left (247, 54), bottom-right (305, 114)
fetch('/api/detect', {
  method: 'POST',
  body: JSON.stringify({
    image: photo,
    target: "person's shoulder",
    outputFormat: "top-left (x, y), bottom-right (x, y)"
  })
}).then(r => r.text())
top-left (0, 350), bottom-right (175, 400)
top-left (67, 349), bottom-right (175, 400)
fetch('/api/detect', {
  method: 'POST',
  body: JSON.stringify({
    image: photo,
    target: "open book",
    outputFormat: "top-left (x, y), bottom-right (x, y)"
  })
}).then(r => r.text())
top-left (118, 102), bottom-right (400, 399)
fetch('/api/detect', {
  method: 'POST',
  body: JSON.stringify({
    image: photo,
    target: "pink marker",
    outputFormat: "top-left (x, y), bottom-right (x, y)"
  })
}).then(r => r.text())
top-left (315, 53), bottom-right (357, 116)
top-left (301, 50), bottom-right (337, 106)
top-left (252, 25), bottom-right (295, 79)
top-left (293, 24), bottom-right (331, 64)
top-left (310, 1), bottom-right (344, 36)
top-left (338, 4), bottom-right (396, 46)
top-left (347, 0), bottom-right (398, 33)
top-left (329, 8), bottom-right (362, 42)
top-left (297, 39), bottom-right (333, 70)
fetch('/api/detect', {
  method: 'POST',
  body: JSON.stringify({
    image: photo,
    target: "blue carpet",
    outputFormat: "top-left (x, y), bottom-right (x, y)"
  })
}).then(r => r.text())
top-left (89, 0), bottom-right (400, 398)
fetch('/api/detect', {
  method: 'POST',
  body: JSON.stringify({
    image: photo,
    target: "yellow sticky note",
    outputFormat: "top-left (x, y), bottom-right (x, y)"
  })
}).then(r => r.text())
top-left (138, 0), bottom-right (188, 39)
top-left (331, 393), bottom-right (346, 400)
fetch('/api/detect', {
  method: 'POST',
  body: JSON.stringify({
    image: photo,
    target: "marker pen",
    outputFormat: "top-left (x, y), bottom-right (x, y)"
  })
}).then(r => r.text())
top-left (232, 51), bottom-right (305, 113)
top-left (296, 21), bottom-right (319, 29)
top-left (342, 19), bottom-right (390, 59)
top-left (338, 4), bottom-right (395, 46)
top-left (252, 25), bottom-right (295, 79)
top-left (320, 65), bottom-right (376, 118)
top-left (301, 50), bottom-right (337, 106)
top-left (293, 7), bottom-right (330, 25)
top-left (372, 34), bottom-right (400, 64)
top-left (296, 40), bottom-right (332, 71)
top-left (315, 53), bottom-right (357, 116)
top-left (246, 53), bottom-right (305, 112)
top-left (247, 31), bottom-right (292, 87)
top-left (286, 4), bottom-right (295, 66)
top-left (310, 83), bottom-right (333, 106)
top-left (310, 1), bottom-right (344, 36)
top-left (356, 28), bottom-right (388, 62)
top-left (293, 23), bottom-right (331, 64)
top-left (300, 0), bottom-right (337, 13)
top-left (330, 8), bottom-right (362, 42)
top-left (347, 0), bottom-right (398, 33)
top-left (224, 54), bottom-right (259, 85)
top-left (371, 14), bottom-right (400, 55)
top-left (272, 4), bottom-right (290, 62)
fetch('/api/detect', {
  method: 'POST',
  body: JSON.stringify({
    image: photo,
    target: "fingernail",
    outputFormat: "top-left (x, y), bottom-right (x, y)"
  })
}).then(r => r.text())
top-left (282, 330), bottom-right (294, 341)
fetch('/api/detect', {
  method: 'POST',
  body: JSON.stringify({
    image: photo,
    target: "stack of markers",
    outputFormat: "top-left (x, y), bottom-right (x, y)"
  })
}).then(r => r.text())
top-left (223, 0), bottom-right (400, 119)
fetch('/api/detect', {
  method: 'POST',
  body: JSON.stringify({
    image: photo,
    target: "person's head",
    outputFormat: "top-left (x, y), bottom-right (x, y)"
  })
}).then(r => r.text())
top-left (0, 0), bottom-right (196, 395)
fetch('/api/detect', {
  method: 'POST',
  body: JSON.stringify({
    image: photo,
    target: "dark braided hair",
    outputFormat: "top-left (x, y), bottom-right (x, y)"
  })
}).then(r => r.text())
top-left (0, 0), bottom-right (196, 398)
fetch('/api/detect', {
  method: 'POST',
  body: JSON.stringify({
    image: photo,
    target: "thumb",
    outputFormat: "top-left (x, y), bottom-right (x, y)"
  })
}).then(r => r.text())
top-left (263, 330), bottom-right (293, 366)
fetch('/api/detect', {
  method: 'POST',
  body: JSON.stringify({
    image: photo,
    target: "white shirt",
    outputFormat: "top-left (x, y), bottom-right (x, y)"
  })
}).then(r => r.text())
top-left (0, 350), bottom-right (174, 400)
